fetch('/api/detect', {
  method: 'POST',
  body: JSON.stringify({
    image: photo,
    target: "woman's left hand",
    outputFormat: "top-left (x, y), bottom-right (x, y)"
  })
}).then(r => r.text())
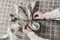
top-left (23, 24), bottom-right (32, 35)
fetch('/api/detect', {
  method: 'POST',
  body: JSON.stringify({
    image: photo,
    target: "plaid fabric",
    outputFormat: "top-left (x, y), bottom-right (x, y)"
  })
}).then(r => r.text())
top-left (37, 0), bottom-right (60, 40)
top-left (0, 0), bottom-right (21, 40)
top-left (39, 0), bottom-right (60, 13)
top-left (36, 20), bottom-right (60, 40)
top-left (0, 0), bottom-right (60, 40)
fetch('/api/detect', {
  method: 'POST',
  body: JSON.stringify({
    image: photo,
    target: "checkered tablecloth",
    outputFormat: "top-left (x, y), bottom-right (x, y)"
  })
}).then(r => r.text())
top-left (0, 0), bottom-right (60, 40)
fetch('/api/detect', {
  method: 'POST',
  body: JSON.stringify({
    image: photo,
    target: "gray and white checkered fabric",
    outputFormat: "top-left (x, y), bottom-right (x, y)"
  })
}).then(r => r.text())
top-left (38, 0), bottom-right (60, 13)
top-left (0, 0), bottom-right (60, 40)
top-left (0, 0), bottom-right (20, 36)
top-left (37, 20), bottom-right (60, 40)
top-left (38, 0), bottom-right (60, 40)
top-left (37, 0), bottom-right (60, 40)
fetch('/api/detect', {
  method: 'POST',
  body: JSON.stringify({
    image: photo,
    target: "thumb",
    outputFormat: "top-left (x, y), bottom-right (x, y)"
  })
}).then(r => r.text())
top-left (34, 17), bottom-right (40, 19)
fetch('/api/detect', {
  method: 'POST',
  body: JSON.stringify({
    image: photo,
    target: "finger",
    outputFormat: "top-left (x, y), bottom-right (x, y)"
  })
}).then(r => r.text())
top-left (24, 24), bottom-right (28, 29)
top-left (27, 27), bottom-right (32, 32)
top-left (33, 11), bottom-right (40, 18)
top-left (27, 27), bottom-right (31, 30)
top-left (34, 17), bottom-right (40, 19)
top-left (27, 27), bottom-right (30, 29)
top-left (23, 24), bottom-right (28, 30)
top-left (23, 24), bottom-right (26, 31)
top-left (33, 13), bottom-right (38, 18)
top-left (34, 14), bottom-right (39, 18)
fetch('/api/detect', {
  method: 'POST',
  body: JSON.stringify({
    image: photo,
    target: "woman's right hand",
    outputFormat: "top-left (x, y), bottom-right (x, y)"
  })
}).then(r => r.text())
top-left (33, 11), bottom-right (44, 19)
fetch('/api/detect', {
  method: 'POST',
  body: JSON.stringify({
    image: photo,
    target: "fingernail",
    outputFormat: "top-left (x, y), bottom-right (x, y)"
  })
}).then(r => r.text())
top-left (25, 24), bottom-right (28, 29)
top-left (34, 14), bottom-right (38, 18)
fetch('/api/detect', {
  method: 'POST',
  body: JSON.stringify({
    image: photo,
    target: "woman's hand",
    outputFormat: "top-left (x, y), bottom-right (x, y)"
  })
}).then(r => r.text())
top-left (33, 11), bottom-right (44, 19)
top-left (23, 24), bottom-right (32, 35)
